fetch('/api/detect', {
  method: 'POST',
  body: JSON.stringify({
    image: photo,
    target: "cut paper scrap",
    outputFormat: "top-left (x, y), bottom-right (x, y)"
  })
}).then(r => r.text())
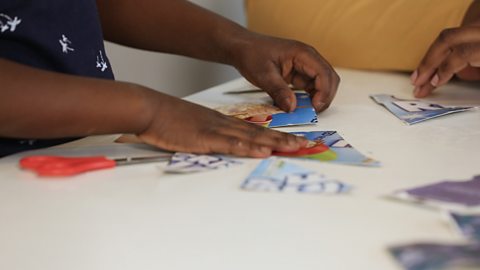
top-left (389, 243), bottom-right (480, 270)
top-left (371, 94), bottom-right (474, 125)
top-left (274, 131), bottom-right (379, 167)
top-left (165, 153), bottom-right (242, 174)
top-left (216, 92), bottom-right (317, 127)
top-left (392, 175), bottom-right (480, 211)
top-left (449, 212), bottom-right (480, 241)
top-left (241, 157), bottom-right (351, 194)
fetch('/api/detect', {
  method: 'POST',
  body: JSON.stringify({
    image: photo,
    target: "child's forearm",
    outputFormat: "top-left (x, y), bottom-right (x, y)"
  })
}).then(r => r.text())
top-left (0, 58), bottom-right (153, 139)
top-left (96, 0), bottom-right (248, 66)
top-left (0, 58), bottom-right (308, 157)
top-left (95, 0), bottom-right (339, 113)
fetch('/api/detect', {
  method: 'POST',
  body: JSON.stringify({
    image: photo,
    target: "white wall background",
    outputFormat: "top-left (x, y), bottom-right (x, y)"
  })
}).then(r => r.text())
top-left (105, 0), bottom-right (246, 97)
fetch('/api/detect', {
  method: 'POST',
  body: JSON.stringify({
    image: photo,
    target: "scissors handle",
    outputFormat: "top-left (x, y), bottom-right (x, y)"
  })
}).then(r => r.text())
top-left (20, 156), bottom-right (116, 177)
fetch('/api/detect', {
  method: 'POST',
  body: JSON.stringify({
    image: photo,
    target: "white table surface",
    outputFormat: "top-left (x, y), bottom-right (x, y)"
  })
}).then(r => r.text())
top-left (1, 68), bottom-right (479, 270)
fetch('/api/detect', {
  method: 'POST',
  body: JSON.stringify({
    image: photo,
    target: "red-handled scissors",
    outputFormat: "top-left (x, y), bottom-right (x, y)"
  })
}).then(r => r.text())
top-left (19, 154), bottom-right (172, 177)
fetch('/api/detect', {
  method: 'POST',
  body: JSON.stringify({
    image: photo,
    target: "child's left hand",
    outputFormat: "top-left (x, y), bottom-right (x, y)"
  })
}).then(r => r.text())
top-left (97, 0), bottom-right (339, 112)
top-left (231, 33), bottom-right (339, 113)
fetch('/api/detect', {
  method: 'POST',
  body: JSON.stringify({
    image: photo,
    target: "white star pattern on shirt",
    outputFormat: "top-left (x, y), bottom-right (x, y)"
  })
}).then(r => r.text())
top-left (19, 139), bottom-right (37, 146)
top-left (96, 50), bottom-right (108, 72)
top-left (0, 14), bottom-right (22, 33)
top-left (59, 34), bottom-right (75, 54)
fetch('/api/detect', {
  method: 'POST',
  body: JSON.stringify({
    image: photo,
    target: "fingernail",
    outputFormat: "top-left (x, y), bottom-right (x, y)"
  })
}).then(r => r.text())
top-left (282, 96), bottom-right (292, 112)
top-left (316, 101), bottom-right (326, 111)
top-left (410, 70), bottom-right (418, 85)
top-left (430, 74), bottom-right (439, 87)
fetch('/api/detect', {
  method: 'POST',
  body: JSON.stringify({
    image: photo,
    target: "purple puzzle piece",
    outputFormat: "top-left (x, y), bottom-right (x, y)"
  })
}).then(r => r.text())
top-left (390, 243), bottom-right (480, 270)
top-left (405, 176), bottom-right (480, 207)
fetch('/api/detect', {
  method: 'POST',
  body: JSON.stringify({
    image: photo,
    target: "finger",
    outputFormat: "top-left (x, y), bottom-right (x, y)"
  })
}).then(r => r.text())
top-left (413, 82), bottom-right (436, 98)
top-left (291, 71), bottom-right (312, 90)
top-left (208, 127), bottom-right (306, 158)
top-left (292, 49), bottom-right (340, 112)
top-left (237, 127), bottom-right (307, 152)
top-left (217, 119), bottom-right (308, 152)
top-left (206, 133), bottom-right (273, 158)
top-left (256, 63), bottom-right (297, 112)
top-left (456, 66), bottom-right (480, 80)
top-left (413, 27), bottom-right (480, 86)
top-left (431, 42), bottom-right (480, 87)
top-left (311, 73), bottom-right (339, 112)
top-left (432, 49), bottom-right (470, 87)
top-left (301, 71), bottom-right (339, 113)
top-left (290, 72), bottom-right (337, 112)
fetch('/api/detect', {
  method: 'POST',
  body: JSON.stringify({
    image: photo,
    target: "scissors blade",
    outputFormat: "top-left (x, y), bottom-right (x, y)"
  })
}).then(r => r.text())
top-left (114, 154), bottom-right (172, 166)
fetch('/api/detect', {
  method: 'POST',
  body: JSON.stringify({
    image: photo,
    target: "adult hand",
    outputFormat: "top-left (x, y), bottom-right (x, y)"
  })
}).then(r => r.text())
top-left (411, 25), bottom-right (480, 98)
top-left (137, 89), bottom-right (308, 158)
top-left (231, 33), bottom-right (339, 112)
top-left (411, 0), bottom-right (480, 98)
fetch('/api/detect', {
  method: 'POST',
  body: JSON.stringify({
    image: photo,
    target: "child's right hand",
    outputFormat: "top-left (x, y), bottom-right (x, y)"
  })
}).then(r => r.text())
top-left (0, 59), bottom-right (306, 158)
top-left (136, 89), bottom-right (308, 158)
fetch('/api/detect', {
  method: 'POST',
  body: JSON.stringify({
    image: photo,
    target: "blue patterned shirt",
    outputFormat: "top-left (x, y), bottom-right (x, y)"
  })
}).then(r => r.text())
top-left (0, 0), bottom-right (114, 157)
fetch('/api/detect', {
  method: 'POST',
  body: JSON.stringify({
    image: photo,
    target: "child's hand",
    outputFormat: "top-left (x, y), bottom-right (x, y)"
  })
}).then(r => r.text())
top-left (98, 1), bottom-right (339, 112)
top-left (0, 58), bottom-right (305, 158)
top-left (137, 90), bottom-right (308, 158)
top-left (231, 33), bottom-right (339, 113)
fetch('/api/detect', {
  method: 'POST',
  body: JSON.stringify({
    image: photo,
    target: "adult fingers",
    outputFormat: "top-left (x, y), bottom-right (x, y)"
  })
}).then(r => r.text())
top-left (415, 42), bottom-right (480, 97)
top-left (436, 42), bottom-right (480, 85)
top-left (456, 66), bottom-right (480, 80)
top-left (413, 81), bottom-right (436, 98)
top-left (412, 27), bottom-right (480, 86)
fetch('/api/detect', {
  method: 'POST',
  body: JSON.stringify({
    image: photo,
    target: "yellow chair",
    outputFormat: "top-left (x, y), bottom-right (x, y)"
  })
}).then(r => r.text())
top-left (246, 0), bottom-right (472, 71)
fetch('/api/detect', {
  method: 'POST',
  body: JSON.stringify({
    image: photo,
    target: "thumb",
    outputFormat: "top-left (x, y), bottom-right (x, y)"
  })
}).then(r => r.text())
top-left (456, 66), bottom-right (480, 81)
